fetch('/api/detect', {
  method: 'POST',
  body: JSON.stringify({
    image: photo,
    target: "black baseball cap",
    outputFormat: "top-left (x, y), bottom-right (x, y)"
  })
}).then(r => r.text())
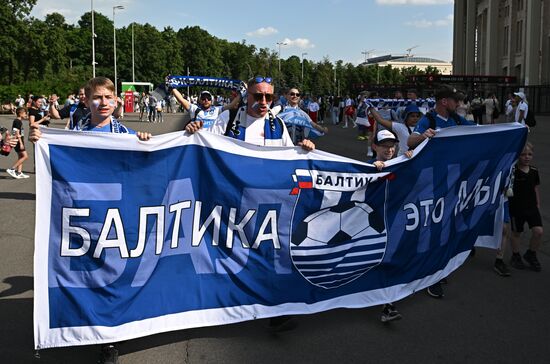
top-left (434, 85), bottom-right (459, 101)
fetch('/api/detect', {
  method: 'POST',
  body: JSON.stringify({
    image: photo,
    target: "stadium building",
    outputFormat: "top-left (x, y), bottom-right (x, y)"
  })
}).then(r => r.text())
top-left (362, 55), bottom-right (453, 75)
top-left (453, 0), bottom-right (550, 86)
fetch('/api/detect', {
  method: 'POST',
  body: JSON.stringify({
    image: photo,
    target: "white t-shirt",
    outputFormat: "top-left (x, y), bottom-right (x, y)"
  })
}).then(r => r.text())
top-left (308, 102), bottom-right (320, 112)
top-left (189, 104), bottom-right (225, 130)
top-left (391, 122), bottom-right (415, 157)
top-left (515, 101), bottom-right (528, 124)
top-left (211, 109), bottom-right (294, 147)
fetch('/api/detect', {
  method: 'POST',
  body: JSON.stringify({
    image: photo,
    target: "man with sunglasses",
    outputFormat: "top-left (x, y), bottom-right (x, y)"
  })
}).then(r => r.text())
top-left (172, 88), bottom-right (240, 131)
top-left (186, 77), bottom-right (314, 150)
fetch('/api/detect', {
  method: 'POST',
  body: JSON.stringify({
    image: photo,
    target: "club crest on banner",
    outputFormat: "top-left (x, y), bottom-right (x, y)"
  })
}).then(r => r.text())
top-left (289, 169), bottom-right (389, 289)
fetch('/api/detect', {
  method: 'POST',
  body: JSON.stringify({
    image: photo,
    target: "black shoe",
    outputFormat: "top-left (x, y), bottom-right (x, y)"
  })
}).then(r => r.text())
top-left (268, 315), bottom-right (298, 332)
top-left (510, 253), bottom-right (526, 270)
top-left (381, 303), bottom-right (402, 323)
top-left (523, 250), bottom-right (542, 272)
top-left (494, 259), bottom-right (511, 276)
top-left (98, 344), bottom-right (118, 364)
top-left (427, 282), bottom-right (444, 298)
top-left (439, 277), bottom-right (448, 284)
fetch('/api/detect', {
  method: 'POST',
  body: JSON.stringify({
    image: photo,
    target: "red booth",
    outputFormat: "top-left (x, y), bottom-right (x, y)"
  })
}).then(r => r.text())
top-left (124, 90), bottom-right (134, 113)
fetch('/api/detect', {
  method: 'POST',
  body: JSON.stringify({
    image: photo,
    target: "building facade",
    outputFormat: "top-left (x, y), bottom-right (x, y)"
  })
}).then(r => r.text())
top-left (453, 0), bottom-right (550, 85)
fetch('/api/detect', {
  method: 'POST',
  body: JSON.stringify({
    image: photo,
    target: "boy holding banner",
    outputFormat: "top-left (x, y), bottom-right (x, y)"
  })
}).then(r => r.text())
top-left (368, 129), bottom-right (412, 322)
top-left (30, 76), bottom-right (151, 364)
top-left (369, 103), bottom-right (423, 157)
top-left (30, 77), bottom-right (151, 141)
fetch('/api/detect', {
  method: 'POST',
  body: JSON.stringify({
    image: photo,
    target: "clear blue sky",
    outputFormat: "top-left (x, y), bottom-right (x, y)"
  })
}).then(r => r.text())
top-left (31, 0), bottom-right (454, 64)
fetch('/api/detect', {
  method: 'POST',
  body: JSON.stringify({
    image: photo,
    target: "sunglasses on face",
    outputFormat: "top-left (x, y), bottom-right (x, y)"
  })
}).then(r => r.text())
top-left (254, 76), bottom-right (272, 84)
top-left (252, 93), bottom-right (273, 102)
top-left (200, 96), bottom-right (212, 101)
top-left (289, 92), bottom-right (301, 97)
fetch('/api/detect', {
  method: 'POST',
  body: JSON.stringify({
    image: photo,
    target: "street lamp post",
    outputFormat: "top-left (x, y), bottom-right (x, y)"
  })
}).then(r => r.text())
top-left (301, 52), bottom-right (308, 85)
top-left (91, 0), bottom-right (96, 77)
top-left (276, 41), bottom-right (287, 72)
top-left (132, 23), bottom-right (135, 82)
top-left (113, 5), bottom-right (124, 98)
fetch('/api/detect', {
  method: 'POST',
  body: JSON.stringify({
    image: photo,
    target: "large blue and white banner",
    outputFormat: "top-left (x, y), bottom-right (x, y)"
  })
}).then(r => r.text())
top-left (34, 123), bottom-right (527, 349)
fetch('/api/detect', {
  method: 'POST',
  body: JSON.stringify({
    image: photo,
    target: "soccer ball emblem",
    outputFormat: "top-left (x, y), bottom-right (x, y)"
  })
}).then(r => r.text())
top-left (290, 201), bottom-right (387, 289)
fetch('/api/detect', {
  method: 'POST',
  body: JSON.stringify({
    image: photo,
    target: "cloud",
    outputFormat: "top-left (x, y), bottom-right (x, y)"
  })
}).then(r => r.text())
top-left (31, 0), bottom-right (135, 24)
top-left (280, 38), bottom-right (315, 49)
top-left (38, 8), bottom-right (76, 19)
top-left (405, 14), bottom-right (453, 28)
top-left (246, 26), bottom-right (278, 37)
top-left (376, 0), bottom-right (453, 5)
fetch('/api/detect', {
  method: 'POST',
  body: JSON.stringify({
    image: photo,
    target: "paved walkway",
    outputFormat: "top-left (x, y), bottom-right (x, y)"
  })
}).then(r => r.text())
top-left (0, 113), bottom-right (549, 363)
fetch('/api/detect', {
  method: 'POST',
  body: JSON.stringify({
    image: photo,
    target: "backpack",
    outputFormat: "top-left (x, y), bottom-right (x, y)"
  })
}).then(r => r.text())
top-left (525, 111), bottom-right (536, 127)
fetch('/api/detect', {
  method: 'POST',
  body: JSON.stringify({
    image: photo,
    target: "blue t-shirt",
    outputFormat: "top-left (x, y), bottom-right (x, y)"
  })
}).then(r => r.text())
top-left (413, 112), bottom-right (474, 134)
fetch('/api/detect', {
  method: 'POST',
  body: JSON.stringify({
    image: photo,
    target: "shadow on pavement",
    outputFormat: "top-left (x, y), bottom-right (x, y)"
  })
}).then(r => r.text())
top-left (0, 297), bottom-right (267, 364)
top-left (0, 276), bottom-right (33, 298)
top-left (0, 192), bottom-right (36, 200)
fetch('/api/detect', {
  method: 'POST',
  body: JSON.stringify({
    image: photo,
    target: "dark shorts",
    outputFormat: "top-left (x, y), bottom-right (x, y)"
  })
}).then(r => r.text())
top-left (358, 125), bottom-right (367, 132)
top-left (510, 208), bottom-right (543, 233)
top-left (14, 139), bottom-right (25, 153)
top-left (503, 201), bottom-right (510, 223)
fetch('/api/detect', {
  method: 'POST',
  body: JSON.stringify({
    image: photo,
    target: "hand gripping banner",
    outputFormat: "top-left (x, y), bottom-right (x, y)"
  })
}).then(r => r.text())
top-left (34, 123), bottom-right (527, 349)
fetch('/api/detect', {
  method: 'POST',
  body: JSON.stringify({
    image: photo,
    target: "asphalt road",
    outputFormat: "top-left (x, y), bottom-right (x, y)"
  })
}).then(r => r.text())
top-left (1, 112), bottom-right (549, 364)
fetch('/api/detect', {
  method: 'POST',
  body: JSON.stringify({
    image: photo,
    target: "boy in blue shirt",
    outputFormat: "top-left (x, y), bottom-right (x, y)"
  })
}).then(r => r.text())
top-left (29, 76), bottom-right (150, 364)
top-left (30, 77), bottom-right (151, 141)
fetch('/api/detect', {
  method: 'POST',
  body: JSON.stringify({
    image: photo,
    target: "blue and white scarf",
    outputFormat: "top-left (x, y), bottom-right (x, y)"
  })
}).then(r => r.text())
top-left (74, 113), bottom-right (131, 134)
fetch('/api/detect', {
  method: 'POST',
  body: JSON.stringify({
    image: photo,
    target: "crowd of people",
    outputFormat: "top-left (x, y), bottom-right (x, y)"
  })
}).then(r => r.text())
top-left (0, 76), bottom-right (542, 364)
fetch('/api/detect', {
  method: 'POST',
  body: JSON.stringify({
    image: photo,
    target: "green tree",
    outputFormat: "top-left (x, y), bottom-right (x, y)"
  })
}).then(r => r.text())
top-left (424, 65), bottom-right (441, 75)
top-left (0, 0), bottom-right (37, 84)
top-left (177, 26), bottom-right (225, 77)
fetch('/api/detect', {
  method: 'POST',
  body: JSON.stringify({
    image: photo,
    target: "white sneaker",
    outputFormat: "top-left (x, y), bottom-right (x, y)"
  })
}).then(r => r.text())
top-left (6, 168), bottom-right (17, 178)
top-left (17, 172), bottom-right (30, 179)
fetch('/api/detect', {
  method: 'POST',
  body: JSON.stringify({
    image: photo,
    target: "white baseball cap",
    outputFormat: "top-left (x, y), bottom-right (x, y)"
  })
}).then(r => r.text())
top-left (514, 91), bottom-right (526, 100)
top-left (374, 130), bottom-right (398, 144)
